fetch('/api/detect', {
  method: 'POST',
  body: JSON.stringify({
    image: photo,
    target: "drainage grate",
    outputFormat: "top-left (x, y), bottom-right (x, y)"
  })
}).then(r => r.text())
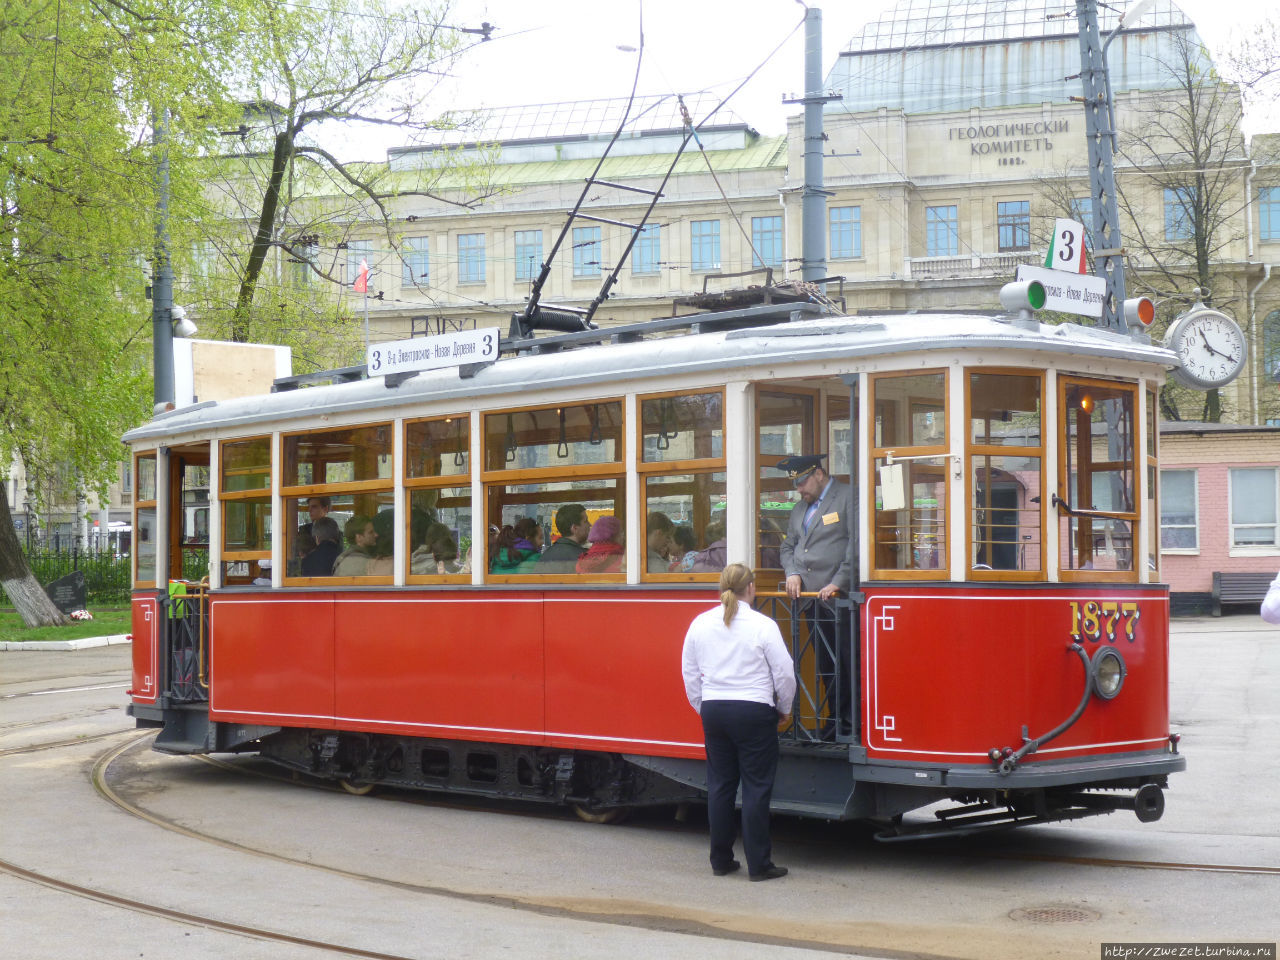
top-left (1009, 905), bottom-right (1101, 924)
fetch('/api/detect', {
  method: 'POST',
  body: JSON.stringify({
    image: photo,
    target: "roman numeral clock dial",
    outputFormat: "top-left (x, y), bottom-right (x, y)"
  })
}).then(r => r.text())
top-left (1163, 307), bottom-right (1247, 390)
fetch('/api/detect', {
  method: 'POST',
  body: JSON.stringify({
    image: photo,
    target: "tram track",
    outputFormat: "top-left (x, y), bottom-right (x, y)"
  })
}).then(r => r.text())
top-left (89, 737), bottom-right (956, 960)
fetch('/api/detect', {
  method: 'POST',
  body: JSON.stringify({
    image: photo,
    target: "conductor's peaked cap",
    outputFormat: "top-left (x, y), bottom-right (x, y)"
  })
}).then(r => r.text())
top-left (775, 454), bottom-right (827, 483)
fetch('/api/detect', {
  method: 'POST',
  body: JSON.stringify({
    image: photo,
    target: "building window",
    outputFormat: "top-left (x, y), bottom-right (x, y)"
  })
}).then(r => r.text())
top-left (1069, 197), bottom-right (1094, 250)
top-left (751, 215), bottom-right (783, 269)
top-left (514, 230), bottom-right (542, 282)
top-left (345, 240), bottom-right (372, 286)
top-left (690, 220), bottom-right (721, 271)
top-left (291, 239), bottom-right (318, 285)
top-left (632, 223), bottom-right (660, 275)
top-left (1230, 467), bottom-right (1279, 548)
top-left (996, 201), bottom-right (1030, 252)
top-left (401, 237), bottom-right (429, 287)
top-left (1164, 186), bottom-right (1195, 241)
top-left (925, 205), bottom-right (959, 257)
top-left (1264, 310), bottom-right (1280, 380)
top-left (829, 206), bottom-right (862, 259)
top-left (1159, 469), bottom-right (1198, 550)
top-left (458, 233), bottom-right (485, 284)
top-left (572, 226), bottom-right (601, 277)
top-left (1261, 186), bottom-right (1280, 241)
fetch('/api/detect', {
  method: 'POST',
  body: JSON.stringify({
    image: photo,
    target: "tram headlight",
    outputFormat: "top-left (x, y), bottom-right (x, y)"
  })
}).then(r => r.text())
top-left (1091, 647), bottom-right (1126, 700)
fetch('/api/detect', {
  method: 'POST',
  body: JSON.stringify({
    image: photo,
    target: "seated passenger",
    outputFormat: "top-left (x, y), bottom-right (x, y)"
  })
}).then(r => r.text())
top-left (690, 520), bottom-right (727, 573)
top-left (671, 525), bottom-right (698, 572)
top-left (411, 522), bottom-right (463, 575)
top-left (333, 515), bottom-right (377, 576)
top-left (646, 511), bottom-right (675, 574)
top-left (366, 509), bottom-right (396, 576)
top-left (490, 518), bottom-right (541, 572)
top-left (576, 515), bottom-right (624, 574)
top-left (301, 516), bottom-right (341, 576)
top-left (538, 503), bottom-right (591, 573)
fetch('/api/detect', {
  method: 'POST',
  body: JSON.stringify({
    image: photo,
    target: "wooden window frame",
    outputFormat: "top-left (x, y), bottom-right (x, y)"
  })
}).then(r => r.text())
top-left (280, 422), bottom-right (395, 586)
top-left (217, 437), bottom-right (272, 585)
top-left (483, 398), bottom-right (627, 584)
top-left (868, 369), bottom-right (950, 581)
top-left (405, 414), bottom-right (472, 585)
top-left (964, 368), bottom-right (1045, 583)
top-left (133, 452), bottom-right (158, 589)
top-left (1056, 375), bottom-right (1140, 584)
top-left (637, 387), bottom-right (728, 582)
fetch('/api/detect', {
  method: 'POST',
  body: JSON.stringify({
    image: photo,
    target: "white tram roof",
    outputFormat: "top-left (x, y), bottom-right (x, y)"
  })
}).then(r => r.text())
top-left (125, 311), bottom-right (1176, 444)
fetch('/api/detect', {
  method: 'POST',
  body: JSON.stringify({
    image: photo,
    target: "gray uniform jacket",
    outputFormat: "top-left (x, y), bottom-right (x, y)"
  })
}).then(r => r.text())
top-left (779, 478), bottom-right (853, 592)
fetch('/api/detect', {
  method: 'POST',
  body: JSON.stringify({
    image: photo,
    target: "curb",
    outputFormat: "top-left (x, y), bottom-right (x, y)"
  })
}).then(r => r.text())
top-left (0, 634), bottom-right (132, 652)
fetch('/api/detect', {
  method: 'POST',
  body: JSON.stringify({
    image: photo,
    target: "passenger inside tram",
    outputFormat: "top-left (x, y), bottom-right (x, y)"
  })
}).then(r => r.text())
top-left (301, 516), bottom-right (341, 576)
top-left (646, 512), bottom-right (675, 573)
top-left (576, 515), bottom-right (624, 574)
top-left (690, 520), bottom-right (727, 573)
top-left (671, 525), bottom-right (697, 571)
top-left (333, 515), bottom-right (377, 576)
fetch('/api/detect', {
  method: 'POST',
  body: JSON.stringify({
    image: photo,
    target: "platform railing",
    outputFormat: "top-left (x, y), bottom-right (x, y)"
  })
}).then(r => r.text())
top-left (753, 590), bottom-right (853, 744)
top-left (165, 580), bottom-right (210, 703)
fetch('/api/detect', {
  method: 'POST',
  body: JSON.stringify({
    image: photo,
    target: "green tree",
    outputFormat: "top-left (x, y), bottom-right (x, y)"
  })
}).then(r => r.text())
top-left (0, 0), bottom-right (246, 625)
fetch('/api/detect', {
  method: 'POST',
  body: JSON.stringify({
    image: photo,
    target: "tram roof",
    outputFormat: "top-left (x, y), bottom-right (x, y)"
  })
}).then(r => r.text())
top-left (125, 311), bottom-right (1177, 444)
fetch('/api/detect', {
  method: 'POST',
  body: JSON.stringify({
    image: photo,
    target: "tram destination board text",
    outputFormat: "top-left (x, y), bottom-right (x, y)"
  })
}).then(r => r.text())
top-left (367, 328), bottom-right (499, 377)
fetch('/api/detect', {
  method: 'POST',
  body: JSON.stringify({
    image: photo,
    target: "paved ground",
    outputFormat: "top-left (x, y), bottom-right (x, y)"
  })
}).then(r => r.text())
top-left (1, 615), bottom-right (1276, 959)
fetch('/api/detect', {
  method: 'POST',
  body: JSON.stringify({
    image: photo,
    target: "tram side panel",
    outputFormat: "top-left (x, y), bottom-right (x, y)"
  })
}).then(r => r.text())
top-left (542, 592), bottom-right (708, 760)
top-left (331, 592), bottom-right (545, 746)
top-left (207, 594), bottom-right (338, 729)
top-left (861, 587), bottom-right (1171, 767)
top-left (129, 594), bottom-right (160, 705)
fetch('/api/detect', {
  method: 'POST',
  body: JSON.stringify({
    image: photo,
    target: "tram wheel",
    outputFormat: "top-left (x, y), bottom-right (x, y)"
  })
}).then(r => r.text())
top-left (572, 803), bottom-right (629, 824)
top-left (339, 777), bottom-right (376, 796)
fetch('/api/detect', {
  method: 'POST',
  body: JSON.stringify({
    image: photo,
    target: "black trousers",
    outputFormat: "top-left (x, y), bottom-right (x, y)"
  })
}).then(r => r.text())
top-left (806, 600), bottom-right (852, 738)
top-left (700, 699), bottom-right (780, 875)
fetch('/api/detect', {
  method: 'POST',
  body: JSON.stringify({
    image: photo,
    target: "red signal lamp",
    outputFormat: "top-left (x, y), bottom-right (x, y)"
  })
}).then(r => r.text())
top-left (1124, 297), bottom-right (1155, 328)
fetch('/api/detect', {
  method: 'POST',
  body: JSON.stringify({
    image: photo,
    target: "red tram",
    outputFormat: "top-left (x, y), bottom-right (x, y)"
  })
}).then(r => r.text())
top-left (126, 292), bottom-right (1183, 838)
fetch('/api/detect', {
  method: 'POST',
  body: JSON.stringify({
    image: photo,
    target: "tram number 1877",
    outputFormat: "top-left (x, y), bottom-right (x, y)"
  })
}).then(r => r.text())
top-left (1068, 601), bottom-right (1140, 643)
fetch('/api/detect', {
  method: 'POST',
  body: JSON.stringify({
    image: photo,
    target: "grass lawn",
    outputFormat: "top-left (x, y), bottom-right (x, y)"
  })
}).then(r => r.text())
top-left (0, 607), bottom-right (131, 643)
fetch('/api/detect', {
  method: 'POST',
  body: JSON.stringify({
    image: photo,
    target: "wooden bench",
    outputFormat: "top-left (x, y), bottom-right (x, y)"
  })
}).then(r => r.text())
top-left (1211, 571), bottom-right (1275, 616)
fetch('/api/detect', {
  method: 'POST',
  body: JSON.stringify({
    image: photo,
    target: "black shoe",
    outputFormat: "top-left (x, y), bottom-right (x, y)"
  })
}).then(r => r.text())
top-left (712, 860), bottom-right (741, 876)
top-left (749, 865), bottom-right (788, 882)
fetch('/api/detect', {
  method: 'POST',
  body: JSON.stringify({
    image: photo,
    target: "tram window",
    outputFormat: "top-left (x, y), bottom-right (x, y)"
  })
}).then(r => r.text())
top-left (484, 401), bottom-right (622, 472)
top-left (408, 487), bottom-right (471, 579)
top-left (967, 372), bottom-right (1043, 578)
top-left (219, 437), bottom-right (272, 586)
top-left (827, 393), bottom-right (852, 482)
top-left (283, 423), bottom-right (393, 486)
top-left (756, 390), bottom-right (815, 571)
top-left (134, 453), bottom-right (157, 586)
top-left (640, 392), bottom-right (723, 462)
top-left (406, 416), bottom-right (469, 478)
top-left (875, 373), bottom-right (945, 448)
top-left (872, 461), bottom-right (947, 571)
top-left (1146, 390), bottom-right (1159, 578)
top-left (643, 472), bottom-right (727, 578)
top-left (1058, 379), bottom-right (1138, 578)
top-left (486, 479), bottom-right (623, 578)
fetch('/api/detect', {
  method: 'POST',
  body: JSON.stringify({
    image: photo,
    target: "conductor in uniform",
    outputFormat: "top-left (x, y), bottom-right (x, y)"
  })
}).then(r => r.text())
top-left (777, 454), bottom-right (854, 738)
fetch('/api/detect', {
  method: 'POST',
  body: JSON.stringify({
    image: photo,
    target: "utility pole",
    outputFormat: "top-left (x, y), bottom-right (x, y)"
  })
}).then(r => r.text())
top-left (1075, 0), bottom-right (1128, 332)
top-left (786, 7), bottom-right (841, 284)
top-left (152, 108), bottom-right (175, 411)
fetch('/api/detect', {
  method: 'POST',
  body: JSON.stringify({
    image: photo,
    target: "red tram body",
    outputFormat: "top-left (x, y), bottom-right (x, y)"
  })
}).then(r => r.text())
top-left (126, 302), bottom-right (1185, 837)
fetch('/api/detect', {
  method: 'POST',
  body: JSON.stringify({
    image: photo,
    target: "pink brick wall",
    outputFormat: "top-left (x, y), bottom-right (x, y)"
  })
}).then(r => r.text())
top-left (1160, 429), bottom-right (1280, 594)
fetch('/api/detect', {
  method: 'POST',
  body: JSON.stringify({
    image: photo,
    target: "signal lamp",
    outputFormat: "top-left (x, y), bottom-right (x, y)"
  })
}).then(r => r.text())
top-left (1124, 297), bottom-right (1155, 328)
top-left (999, 280), bottom-right (1046, 314)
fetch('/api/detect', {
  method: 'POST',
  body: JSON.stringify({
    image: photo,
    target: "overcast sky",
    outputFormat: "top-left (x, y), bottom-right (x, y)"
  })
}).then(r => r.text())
top-left (394, 0), bottom-right (1277, 153)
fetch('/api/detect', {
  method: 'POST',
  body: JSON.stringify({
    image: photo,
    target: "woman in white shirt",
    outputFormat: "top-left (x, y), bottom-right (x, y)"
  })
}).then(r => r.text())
top-left (681, 562), bottom-right (796, 881)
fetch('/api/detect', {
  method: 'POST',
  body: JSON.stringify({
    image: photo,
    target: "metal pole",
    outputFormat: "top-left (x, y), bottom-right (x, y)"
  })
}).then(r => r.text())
top-left (800, 6), bottom-right (828, 284)
top-left (152, 108), bottom-right (175, 411)
top-left (1075, 0), bottom-right (1128, 332)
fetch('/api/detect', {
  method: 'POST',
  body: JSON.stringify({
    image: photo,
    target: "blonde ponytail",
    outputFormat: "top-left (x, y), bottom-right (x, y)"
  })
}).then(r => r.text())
top-left (719, 562), bottom-right (754, 626)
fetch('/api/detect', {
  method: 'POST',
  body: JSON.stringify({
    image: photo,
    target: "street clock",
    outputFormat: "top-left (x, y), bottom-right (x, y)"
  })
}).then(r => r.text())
top-left (1162, 305), bottom-right (1247, 390)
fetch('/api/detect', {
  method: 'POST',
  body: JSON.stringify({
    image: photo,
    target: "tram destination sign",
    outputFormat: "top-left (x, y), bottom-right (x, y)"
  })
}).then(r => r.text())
top-left (1015, 265), bottom-right (1106, 319)
top-left (367, 328), bottom-right (499, 378)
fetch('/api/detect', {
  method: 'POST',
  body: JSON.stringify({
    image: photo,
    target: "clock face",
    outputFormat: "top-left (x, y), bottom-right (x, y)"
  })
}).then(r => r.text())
top-left (1165, 310), bottom-right (1246, 389)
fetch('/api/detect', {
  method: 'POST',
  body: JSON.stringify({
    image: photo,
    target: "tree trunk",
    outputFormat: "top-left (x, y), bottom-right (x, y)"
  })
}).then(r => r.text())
top-left (0, 489), bottom-right (68, 628)
top-left (233, 129), bottom-right (293, 342)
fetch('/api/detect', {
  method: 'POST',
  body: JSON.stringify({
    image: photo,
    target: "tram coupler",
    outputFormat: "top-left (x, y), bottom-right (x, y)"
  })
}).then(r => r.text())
top-left (1061, 783), bottom-right (1166, 822)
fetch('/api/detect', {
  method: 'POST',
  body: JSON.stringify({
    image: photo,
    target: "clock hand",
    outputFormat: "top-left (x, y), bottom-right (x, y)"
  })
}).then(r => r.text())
top-left (1198, 329), bottom-right (1229, 359)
